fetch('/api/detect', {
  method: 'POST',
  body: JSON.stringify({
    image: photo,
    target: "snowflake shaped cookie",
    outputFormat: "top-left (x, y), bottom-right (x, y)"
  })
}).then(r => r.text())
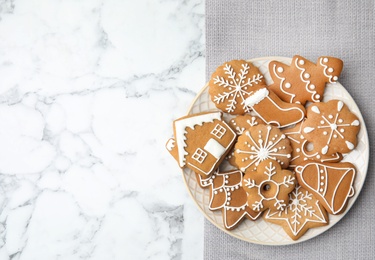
top-left (209, 60), bottom-right (266, 114)
top-left (234, 125), bottom-right (292, 172)
top-left (264, 185), bottom-right (328, 240)
top-left (282, 121), bottom-right (342, 168)
top-left (197, 170), bottom-right (262, 230)
top-left (302, 100), bottom-right (360, 155)
top-left (242, 159), bottom-right (296, 212)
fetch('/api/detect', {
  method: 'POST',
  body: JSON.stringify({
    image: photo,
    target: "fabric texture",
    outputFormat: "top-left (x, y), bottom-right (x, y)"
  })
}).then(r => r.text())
top-left (205, 0), bottom-right (375, 259)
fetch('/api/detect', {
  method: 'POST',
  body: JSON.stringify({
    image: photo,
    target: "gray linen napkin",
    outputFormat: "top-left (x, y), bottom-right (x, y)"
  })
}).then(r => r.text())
top-left (205, 0), bottom-right (375, 259)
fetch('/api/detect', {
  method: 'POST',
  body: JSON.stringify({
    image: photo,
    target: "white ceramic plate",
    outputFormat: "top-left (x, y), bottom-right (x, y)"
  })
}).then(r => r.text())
top-left (182, 57), bottom-right (369, 245)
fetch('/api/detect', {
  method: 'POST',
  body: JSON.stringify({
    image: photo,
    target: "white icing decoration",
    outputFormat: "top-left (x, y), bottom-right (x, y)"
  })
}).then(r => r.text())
top-left (337, 101), bottom-right (344, 111)
top-left (244, 88), bottom-right (269, 107)
top-left (345, 141), bottom-right (354, 150)
top-left (311, 101), bottom-right (359, 154)
top-left (296, 162), bottom-right (356, 215)
top-left (351, 120), bottom-right (360, 126)
top-left (174, 112), bottom-right (222, 167)
top-left (295, 58), bottom-right (320, 102)
top-left (204, 138), bottom-right (226, 159)
top-left (277, 67), bottom-right (283, 73)
top-left (264, 185), bottom-right (328, 237)
top-left (244, 161), bottom-right (295, 211)
top-left (205, 170), bottom-right (262, 229)
top-left (247, 89), bottom-right (305, 128)
top-left (271, 63), bottom-right (296, 102)
top-left (236, 126), bottom-right (291, 172)
top-left (166, 138), bottom-right (175, 151)
top-left (319, 57), bottom-right (335, 83)
top-left (311, 106), bottom-right (320, 114)
top-left (328, 68), bottom-right (334, 73)
top-left (285, 82), bottom-right (291, 88)
top-left (213, 63), bottom-right (264, 113)
top-left (303, 127), bottom-right (315, 133)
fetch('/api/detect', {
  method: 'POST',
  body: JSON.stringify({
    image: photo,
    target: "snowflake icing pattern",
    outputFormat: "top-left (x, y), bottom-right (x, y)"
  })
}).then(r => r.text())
top-left (236, 126), bottom-right (291, 172)
top-left (213, 63), bottom-right (264, 113)
top-left (266, 186), bottom-right (327, 236)
top-left (244, 161), bottom-right (295, 211)
top-left (303, 101), bottom-right (360, 154)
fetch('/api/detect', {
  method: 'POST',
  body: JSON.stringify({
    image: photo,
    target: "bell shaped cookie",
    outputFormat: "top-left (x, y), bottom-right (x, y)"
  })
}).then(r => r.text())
top-left (295, 161), bottom-right (356, 215)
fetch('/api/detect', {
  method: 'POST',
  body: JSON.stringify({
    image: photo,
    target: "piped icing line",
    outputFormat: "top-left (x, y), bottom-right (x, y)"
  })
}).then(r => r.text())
top-left (264, 186), bottom-right (327, 236)
top-left (213, 63), bottom-right (264, 113)
top-left (294, 57), bottom-right (320, 102)
top-left (205, 170), bottom-right (262, 229)
top-left (243, 161), bottom-right (295, 211)
top-left (319, 57), bottom-right (335, 83)
top-left (236, 126), bottom-right (291, 172)
top-left (245, 89), bottom-right (305, 128)
top-left (174, 112), bottom-right (222, 167)
top-left (295, 163), bottom-right (356, 215)
top-left (271, 63), bottom-right (295, 103)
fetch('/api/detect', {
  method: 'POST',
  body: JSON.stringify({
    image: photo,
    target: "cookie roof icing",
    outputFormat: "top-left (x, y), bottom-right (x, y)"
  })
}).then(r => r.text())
top-left (174, 112), bottom-right (222, 167)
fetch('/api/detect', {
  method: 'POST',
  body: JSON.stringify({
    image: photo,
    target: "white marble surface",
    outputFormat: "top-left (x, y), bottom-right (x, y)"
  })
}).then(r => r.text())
top-left (0, 0), bottom-right (205, 259)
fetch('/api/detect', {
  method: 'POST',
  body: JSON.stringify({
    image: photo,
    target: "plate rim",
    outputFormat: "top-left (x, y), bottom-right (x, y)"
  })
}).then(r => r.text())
top-left (181, 56), bottom-right (370, 245)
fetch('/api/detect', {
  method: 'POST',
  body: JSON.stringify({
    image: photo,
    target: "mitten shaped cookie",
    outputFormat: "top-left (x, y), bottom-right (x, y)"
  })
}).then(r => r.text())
top-left (209, 60), bottom-right (267, 115)
top-left (244, 87), bottom-right (306, 128)
top-left (242, 160), bottom-right (296, 212)
top-left (268, 55), bottom-right (343, 104)
top-left (302, 100), bottom-right (360, 155)
top-left (295, 161), bottom-right (356, 215)
top-left (166, 111), bottom-right (236, 177)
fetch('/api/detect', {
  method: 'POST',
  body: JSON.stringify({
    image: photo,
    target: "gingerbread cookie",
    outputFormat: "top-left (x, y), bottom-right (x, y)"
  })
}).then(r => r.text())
top-left (296, 161), bottom-right (356, 215)
top-left (269, 55), bottom-right (343, 104)
top-left (209, 60), bottom-right (267, 114)
top-left (166, 111), bottom-right (236, 177)
top-left (302, 100), bottom-right (360, 155)
top-left (242, 159), bottom-right (296, 212)
top-left (234, 125), bottom-right (292, 173)
top-left (282, 122), bottom-right (342, 168)
top-left (227, 114), bottom-right (265, 135)
top-left (203, 170), bottom-right (262, 229)
top-left (244, 87), bottom-right (306, 128)
top-left (264, 185), bottom-right (329, 240)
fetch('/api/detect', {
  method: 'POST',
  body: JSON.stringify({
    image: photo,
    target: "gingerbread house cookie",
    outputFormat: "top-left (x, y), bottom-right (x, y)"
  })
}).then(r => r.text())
top-left (166, 111), bottom-right (236, 177)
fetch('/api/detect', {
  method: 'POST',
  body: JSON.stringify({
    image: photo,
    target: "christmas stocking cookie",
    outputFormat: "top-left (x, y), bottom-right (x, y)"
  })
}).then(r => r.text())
top-left (269, 55), bottom-right (343, 104)
top-left (244, 87), bottom-right (306, 128)
top-left (296, 161), bottom-right (356, 215)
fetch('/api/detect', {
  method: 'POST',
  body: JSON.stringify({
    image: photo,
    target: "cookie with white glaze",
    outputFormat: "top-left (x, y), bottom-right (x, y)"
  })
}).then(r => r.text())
top-left (269, 55), bottom-right (343, 104)
top-left (166, 111), bottom-right (236, 177)
top-left (264, 185), bottom-right (329, 240)
top-left (242, 159), bottom-right (296, 212)
top-left (234, 124), bottom-right (292, 173)
top-left (205, 170), bottom-right (262, 230)
top-left (295, 161), bottom-right (356, 215)
top-left (302, 100), bottom-right (360, 155)
top-left (209, 60), bottom-right (267, 115)
top-left (282, 121), bottom-right (342, 168)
